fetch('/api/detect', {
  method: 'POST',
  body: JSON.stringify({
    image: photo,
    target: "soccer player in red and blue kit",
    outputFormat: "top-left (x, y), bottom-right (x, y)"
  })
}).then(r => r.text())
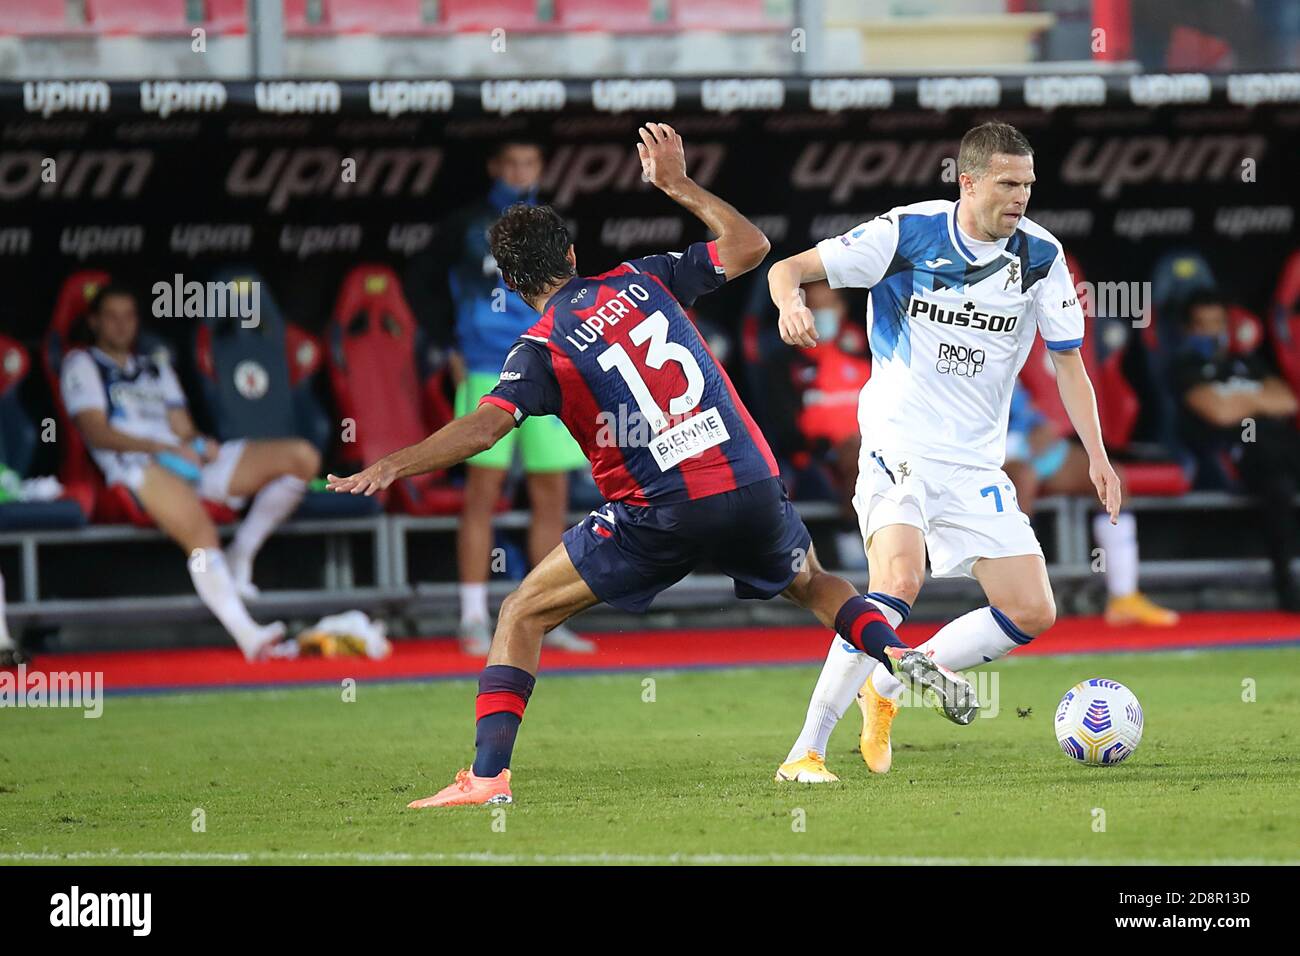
top-left (327, 124), bottom-right (976, 806)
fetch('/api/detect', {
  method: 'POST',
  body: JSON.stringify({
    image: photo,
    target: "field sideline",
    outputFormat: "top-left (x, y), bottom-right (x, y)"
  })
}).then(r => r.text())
top-left (2, 648), bottom-right (1298, 866)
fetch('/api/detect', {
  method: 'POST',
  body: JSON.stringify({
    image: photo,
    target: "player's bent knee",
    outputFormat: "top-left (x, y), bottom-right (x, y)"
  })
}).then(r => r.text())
top-left (873, 568), bottom-right (923, 605)
top-left (497, 589), bottom-right (547, 636)
top-left (1003, 595), bottom-right (1056, 637)
top-left (294, 440), bottom-right (321, 478)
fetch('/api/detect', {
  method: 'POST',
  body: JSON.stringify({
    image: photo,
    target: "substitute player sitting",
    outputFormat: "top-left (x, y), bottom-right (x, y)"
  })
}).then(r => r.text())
top-left (61, 286), bottom-right (319, 660)
top-left (768, 121), bottom-right (1122, 776)
top-left (1003, 381), bottom-right (1176, 626)
top-left (329, 124), bottom-right (976, 805)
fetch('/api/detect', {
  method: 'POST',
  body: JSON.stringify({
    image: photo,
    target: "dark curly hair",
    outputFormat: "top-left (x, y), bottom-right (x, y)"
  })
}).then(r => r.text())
top-left (488, 203), bottom-right (575, 300)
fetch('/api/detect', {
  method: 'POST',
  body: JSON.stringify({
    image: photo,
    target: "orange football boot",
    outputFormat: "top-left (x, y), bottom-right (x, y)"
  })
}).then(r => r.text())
top-left (407, 768), bottom-right (513, 808)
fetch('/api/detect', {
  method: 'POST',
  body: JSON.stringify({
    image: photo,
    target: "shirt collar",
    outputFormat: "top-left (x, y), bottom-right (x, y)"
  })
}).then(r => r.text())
top-left (541, 275), bottom-right (583, 315)
top-left (91, 345), bottom-right (139, 374)
top-left (950, 201), bottom-right (1009, 264)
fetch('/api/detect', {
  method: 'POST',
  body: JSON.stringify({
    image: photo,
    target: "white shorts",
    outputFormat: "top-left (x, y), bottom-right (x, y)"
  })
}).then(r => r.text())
top-left (96, 439), bottom-right (249, 508)
top-left (853, 446), bottom-right (1043, 579)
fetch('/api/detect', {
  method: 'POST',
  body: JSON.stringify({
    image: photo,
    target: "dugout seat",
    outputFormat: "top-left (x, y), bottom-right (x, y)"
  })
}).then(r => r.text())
top-left (41, 271), bottom-right (239, 527)
top-left (325, 265), bottom-right (466, 516)
top-left (1145, 250), bottom-right (1218, 356)
top-left (1018, 254), bottom-right (1190, 497)
top-left (1140, 250), bottom-right (1222, 455)
top-left (191, 268), bottom-right (377, 519)
top-left (1228, 305), bottom-right (1264, 357)
top-left (0, 334), bottom-right (86, 531)
top-left (1268, 250), bottom-right (1300, 416)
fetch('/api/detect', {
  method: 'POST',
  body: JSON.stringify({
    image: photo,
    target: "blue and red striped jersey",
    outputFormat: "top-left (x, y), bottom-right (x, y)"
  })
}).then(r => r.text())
top-left (480, 240), bottom-right (778, 506)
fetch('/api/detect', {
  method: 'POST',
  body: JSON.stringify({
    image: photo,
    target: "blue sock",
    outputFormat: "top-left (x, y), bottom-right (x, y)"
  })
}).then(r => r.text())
top-left (835, 595), bottom-right (908, 671)
top-left (471, 664), bottom-right (535, 778)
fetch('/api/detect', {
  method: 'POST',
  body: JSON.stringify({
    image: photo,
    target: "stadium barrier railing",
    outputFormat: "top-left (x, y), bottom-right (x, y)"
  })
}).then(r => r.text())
top-left (0, 492), bottom-right (1278, 630)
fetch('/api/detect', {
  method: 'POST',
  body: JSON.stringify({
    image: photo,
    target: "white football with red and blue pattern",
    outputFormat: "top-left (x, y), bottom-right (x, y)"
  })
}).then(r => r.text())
top-left (1054, 679), bottom-right (1143, 766)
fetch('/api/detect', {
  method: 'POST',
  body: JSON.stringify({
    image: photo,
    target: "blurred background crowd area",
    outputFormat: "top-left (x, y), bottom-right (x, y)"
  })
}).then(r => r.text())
top-left (2, 0), bottom-right (1299, 640)
top-left (1, 0), bottom-right (1298, 79)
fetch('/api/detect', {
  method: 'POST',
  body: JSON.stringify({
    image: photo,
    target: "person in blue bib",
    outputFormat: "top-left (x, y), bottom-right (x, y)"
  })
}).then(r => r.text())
top-left (411, 141), bottom-right (591, 654)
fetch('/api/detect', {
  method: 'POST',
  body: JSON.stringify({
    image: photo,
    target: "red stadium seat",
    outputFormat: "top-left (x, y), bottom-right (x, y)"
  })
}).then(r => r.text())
top-left (1227, 306), bottom-right (1264, 357)
top-left (674, 0), bottom-right (792, 30)
top-left (0, 334), bottom-right (87, 530)
top-left (442, 0), bottom-right (548, 33)
top-left (0, 336), bottom-right (30, 397)
top-left (558, 0), bottom-right (664, 32)
top-left (283, 0), bottom-right (448, 34)
top-left (561, 0), bottom-right (790, 32)
top-left (41, 271), bottom-right (238, 527)
top-left (1269, 250), bottom-right (1300, 402)
top-left (284, 323), bottom-right (324, 388)
top-left (1018, 254), bottom-right (1190, 496)
top-left (1120, 462), bottom-right (1192, 497)
top-left (1164, 24), bottom-right (1233, 70)
top-left (42, 270), bottom-right (114, 520)
top-left (0, 0), bottom-right (88, 36)
top-left (207, 0), bottom-right (248, 32)
top-left (85, 0), bottom-right (248, 35)
top-left (325, 265), bottom-right (466, 516)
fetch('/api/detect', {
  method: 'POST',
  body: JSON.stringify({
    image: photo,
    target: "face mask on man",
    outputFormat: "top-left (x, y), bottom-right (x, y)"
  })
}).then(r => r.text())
top-left (489, 178), bottom-right (538, 211)
top-left (812, 308), bottom-right (840, 342)
top-left (1184, 331), bottom-right (1228, 360)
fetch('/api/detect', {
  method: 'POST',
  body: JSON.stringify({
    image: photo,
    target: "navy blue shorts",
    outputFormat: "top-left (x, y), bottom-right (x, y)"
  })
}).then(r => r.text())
top-left (562, 477), bottom-right (812, 614)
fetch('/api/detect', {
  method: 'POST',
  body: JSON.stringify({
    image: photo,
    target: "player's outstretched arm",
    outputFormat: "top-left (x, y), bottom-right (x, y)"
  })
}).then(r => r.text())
top-left (637, 122), bottom-right (769, 279)
top-left (325, 404), bottom-right (514, 496)
top-left (1049, 347), bottom-right (1122, 523)
top-left (768, 248), bottom-right (829, 348)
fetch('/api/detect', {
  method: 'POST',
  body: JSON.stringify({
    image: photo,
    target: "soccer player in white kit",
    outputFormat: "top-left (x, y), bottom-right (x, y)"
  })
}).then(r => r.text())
top-left (60, 286), bottom-right (320, 660)
top-left (770, 122), bottom-right (1122, 781)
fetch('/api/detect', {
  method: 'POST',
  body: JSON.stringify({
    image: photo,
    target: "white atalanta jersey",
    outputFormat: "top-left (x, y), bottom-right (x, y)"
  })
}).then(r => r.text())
top-left (817, 199), bottom-right (1084, 469)
top-left (60, 346), bottom-right (188, 478)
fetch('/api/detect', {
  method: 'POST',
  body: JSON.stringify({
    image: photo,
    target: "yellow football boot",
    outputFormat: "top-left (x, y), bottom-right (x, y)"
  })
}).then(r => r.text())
top-left (775, 750), bottom-right (839, 783)
top-left (856, 673), bottom-right (900, 774)
top-left (1105, 592), bottom-right (1179, 627)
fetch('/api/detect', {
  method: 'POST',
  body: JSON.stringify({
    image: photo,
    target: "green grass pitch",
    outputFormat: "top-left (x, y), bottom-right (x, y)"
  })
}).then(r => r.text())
top-left (2, 648), bottom-right (1298, 865)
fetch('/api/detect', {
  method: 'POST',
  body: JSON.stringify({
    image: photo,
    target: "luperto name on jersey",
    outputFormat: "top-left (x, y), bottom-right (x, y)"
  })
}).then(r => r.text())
top-left (563, 283), bottom-right (652, 352)
top-left (481, 240), bottom-right (778, 507)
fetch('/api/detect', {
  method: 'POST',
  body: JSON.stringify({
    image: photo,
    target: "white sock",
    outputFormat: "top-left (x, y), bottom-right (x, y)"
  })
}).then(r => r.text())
top-left (227, 475), bottom-right (307, 584)
top-left (1094, 512), bottom-right (1138, 598)
top-left (188, 547), bottom-right (282, 659)
top-left (0, 570), bottom-right (12, 649)
top-left (915, 606), bottom-right (1030, 673)
top-left (460, 582), bottom-right (489, 626)
top-left (784, 593), bottom-right (911, 762)
top-left (785, 636), bottom-right (873, 763)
